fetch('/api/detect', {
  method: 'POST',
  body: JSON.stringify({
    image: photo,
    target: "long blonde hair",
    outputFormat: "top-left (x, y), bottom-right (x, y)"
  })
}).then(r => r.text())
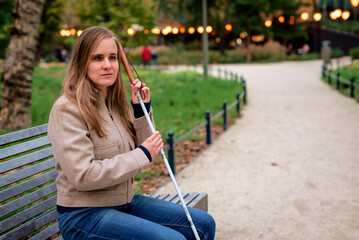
top-left (63, 26), bottom-right (135, 139)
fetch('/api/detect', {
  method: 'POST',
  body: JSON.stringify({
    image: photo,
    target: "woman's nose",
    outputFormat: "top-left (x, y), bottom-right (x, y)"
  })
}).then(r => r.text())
top-left (103, 58), bottom-right (111, 69)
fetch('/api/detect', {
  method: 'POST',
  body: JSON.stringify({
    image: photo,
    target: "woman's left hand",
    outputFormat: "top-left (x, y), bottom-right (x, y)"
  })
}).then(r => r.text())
top-left (131, 79), bottom-right (150, 104)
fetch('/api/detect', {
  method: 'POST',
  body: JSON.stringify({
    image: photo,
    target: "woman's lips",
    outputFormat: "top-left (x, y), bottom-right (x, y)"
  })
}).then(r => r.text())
top-left (101, 73), bottom-right (113, 76)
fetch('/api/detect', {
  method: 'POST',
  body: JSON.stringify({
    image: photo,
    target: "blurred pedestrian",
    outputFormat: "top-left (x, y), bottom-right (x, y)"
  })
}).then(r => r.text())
top-left (141, 45), bottom-right (152, 66)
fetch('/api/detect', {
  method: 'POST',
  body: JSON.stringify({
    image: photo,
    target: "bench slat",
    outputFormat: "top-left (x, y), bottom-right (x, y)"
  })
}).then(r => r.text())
top-left (0, 170), bottom-right (57, 202)
top-left (188, 193), bottom-right (208, 212)
top-left (54, 235), bottom-right (64, 240)
top-left (0, 158), bottom-right (55, 188)
top-left (162, 193), bottom-right (178, 202)
top-left (0, 136), bottom-right (51, 160)
top-left (28, 219), bottom-right (59, 240)
top-left (170, 192), bottom-right (190, 204)
top-left (0, 209), bottom-right (57, 240)
top-left (0, 124), bottom-right (48, 146)
top-left (0, 183), bottom-right (56, 218)
top-left (183, 192), bottom-right (200, 205)
top-left (0, 147), bottom-right (53, 174)
top-left (157, 194), bottom-right (169, 200)
top-left (1, 196), bottom-right (57, 233)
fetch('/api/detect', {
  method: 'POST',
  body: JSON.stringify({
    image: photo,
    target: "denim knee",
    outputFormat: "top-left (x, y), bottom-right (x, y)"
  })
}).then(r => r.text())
top-left (191, 209), bottom-right (216, 240)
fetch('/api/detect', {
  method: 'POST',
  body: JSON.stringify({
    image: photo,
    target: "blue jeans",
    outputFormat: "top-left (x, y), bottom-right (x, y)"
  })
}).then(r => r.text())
top-left (57, 194), bottom-right (216, 240)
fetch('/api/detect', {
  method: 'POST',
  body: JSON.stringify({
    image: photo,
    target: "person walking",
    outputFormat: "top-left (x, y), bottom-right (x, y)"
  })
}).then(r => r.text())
top-left (141, 45), bottom-right (152, 66)
top-left (48, 26), bottom-right (215, 240)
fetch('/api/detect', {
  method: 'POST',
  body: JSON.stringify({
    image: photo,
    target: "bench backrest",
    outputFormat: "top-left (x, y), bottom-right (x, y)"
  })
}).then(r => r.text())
top-left (0, 124), bottom-right (62, 240)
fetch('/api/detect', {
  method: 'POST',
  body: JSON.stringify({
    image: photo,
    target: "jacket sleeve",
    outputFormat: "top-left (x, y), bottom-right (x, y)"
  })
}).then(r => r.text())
top-left (132, 107), bottom-right (155, 147)
top-left (48, 99), bottom-right (150, 191)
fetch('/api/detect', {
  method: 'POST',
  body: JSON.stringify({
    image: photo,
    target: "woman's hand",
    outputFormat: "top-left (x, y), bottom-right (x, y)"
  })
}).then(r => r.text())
top-left (131, 79), bottom-right (150, 104)
top-left (141, 131), bottom-right (163, 159)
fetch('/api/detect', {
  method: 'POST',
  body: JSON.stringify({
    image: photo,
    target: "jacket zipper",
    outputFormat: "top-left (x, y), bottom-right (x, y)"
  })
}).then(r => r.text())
top-left (107, 109), bottom-right (129, 203)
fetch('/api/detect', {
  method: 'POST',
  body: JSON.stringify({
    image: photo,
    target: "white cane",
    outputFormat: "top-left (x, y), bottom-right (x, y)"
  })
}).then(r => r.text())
top-left (119, 44), bottom-right (201, 240)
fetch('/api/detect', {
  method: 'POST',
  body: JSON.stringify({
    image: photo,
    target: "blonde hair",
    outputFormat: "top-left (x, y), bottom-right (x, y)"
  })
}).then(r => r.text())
top-left (63, 26), bottom-right (135, 139)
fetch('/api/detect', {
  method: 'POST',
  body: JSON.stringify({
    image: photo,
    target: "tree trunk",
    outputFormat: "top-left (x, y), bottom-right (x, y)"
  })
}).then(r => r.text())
top-left (219, 0), bottom-right (230, 56)
top-left (245, 31), bottom-right (252, 63)
top-left (0, 0), bottom-right (44, 130)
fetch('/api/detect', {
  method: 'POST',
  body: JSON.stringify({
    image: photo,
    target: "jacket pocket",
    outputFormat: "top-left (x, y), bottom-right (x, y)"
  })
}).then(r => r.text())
top-left (94, 142), bottom-right (119, 160)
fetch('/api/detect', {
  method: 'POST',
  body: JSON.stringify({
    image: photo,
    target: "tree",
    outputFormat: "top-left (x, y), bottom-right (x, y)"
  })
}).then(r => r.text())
top-left (35, 0), bottom-right (65, 63)
top-left (231, 0), bottom-right (307, 62)
top-left (0, 0), bottom-right (15, 59)
top-left (0, 0), bottom-right (45, 130)
top-left (71, 0), bottom-right (157, 47)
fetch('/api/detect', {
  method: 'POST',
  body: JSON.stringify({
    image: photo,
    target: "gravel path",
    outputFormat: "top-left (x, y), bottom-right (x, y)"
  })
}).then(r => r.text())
top-left (157, 60), bottom-right (359, 240)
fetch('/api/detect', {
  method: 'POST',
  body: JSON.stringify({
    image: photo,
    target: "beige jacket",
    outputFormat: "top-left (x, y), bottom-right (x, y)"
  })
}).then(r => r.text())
top-left (48, 94), bottom-right (153, 207)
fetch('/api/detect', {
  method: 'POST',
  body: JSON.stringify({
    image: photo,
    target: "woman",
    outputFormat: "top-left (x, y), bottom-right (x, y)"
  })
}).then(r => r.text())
top-left (48, 26), bottom-right (215, 240)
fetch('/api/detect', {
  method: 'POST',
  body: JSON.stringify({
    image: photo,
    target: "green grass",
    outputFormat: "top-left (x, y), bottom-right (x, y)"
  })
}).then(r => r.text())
top-left (136, 69), bottom-right (242, 137)
top-left (31, 67), bottom-right (66, 126)
top-left (323, 60), bottom-right (359, 101)
top-left (3, 66), bottom-right (242, 138)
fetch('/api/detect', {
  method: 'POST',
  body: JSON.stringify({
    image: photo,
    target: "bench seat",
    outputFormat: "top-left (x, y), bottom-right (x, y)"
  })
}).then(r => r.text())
top-left (0, 124), bottom-right (208, 240)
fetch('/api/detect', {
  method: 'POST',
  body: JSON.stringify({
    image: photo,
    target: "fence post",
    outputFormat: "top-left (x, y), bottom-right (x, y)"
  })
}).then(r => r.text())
top-left (236, 92), bottom-right (241, 115)
top-left (167, 131), bottom-right (176, 175)
top-left (230, 71), bottom-right (233, 80)
top-left (336, 73), bottom-right (340, 90)
top-left (350, 76), bottom-right (355, 98)
top-left (223, 101), bottom-right (227, 131)
top-left (218, 68), bottom-right (221, 78)
top-left (241, 76), bottom-right (247, 104)
top-left (206, 110), bottom-right (211, 145)
top-left (235, 73), bottom-right (238, 81)
top-left (225, 70), bottom-right (228, 80)
top-left (328, 70), bottom-right (331, 85)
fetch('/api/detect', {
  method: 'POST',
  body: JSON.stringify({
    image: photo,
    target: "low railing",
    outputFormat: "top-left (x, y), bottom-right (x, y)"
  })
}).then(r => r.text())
top-left (322, 63), bottom-right (359, 99)
top-left (164, 75), bottom-right (247, 175)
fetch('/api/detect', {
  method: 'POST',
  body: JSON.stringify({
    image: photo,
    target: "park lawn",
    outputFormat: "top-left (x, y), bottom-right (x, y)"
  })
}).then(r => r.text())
top-left (328, 60), bottom-right (359, 100)
top-left (29, 66), bottom-right (242, 139)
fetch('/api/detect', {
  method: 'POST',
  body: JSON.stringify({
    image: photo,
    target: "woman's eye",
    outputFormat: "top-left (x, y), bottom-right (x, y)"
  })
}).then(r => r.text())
top-left (93, 56), bottom-right (102, 60)
top-left (110, 56), bottom-right (117, 60)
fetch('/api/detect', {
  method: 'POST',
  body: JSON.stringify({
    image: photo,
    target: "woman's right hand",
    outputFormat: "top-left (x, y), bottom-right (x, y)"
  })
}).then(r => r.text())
top-left (141, 131), bottom-right (163, 159)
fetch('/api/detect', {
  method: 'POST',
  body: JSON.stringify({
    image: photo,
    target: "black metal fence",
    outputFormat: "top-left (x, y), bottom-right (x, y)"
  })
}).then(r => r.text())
top-left (322, 63), bottom-right (359, 99)
top-left (164, 72), bottom-right (247, 175)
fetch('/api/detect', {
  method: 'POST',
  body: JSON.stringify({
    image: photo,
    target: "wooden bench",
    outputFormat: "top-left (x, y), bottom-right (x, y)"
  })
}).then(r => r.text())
top-left (0, 124), bottom-right (208, 240)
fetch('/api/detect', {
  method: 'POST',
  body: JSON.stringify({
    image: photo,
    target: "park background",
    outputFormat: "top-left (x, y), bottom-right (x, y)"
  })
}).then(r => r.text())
top-left (1, 0), bottom-right (359, 193)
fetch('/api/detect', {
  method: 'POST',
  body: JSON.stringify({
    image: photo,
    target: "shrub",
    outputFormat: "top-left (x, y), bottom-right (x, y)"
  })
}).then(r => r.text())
top-left (349, 47), bottom-right (359, 60)
top-left (330, 47), bottom-right (344, 59)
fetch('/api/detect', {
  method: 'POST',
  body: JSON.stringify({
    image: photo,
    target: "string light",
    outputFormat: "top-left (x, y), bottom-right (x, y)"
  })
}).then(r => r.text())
top-left (225, 24), bottom-right (232, 31)
top-left (300, 12), bottom-right (309, 21)
top-left (197, 26), bottom-right (204, 34)
top-left (206, 26), bottom-right (213, 33)
top-left (313, 12), bottom-right (322, 21)
top-left (351, 0), bottom-right (359, 7)
top-left (278, 16), bottom-right (285, 23)
top-left (342, 11), bottom-right (350, 20)
top-left (127, 28), bottom-right (135, 36)
top-left (188, 27), bottom-right (195, 34)
top-left (151, 28), bottom-right (161, 34)
top-left (172, 27), bottom-right (179, 34)
top-left (264, 20), bottom-right (272, 28)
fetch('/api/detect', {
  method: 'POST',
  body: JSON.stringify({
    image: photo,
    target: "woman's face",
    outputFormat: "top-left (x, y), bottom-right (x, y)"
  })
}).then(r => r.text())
top-left (87, 37), bottom-right (119, 98)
